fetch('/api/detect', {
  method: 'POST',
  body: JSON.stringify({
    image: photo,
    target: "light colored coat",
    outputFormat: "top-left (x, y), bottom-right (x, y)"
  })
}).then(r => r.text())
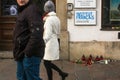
top-left (43, 12), bottom-right (60, 61)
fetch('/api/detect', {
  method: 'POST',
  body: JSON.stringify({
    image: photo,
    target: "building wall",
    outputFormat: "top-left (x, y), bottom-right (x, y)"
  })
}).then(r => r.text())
top-left (70, 42), bottom-right (120, 60)
top-left (0, 0), bottom-right (120, 60)
top-left (67, 0), bottom-right (120, 42)
top-left (56, 0), bottom-right (69, 60)
top-left (66, 0), bottom-right (120, 60)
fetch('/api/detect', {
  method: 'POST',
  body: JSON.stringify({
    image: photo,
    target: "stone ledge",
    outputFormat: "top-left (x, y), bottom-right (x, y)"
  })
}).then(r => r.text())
top-left (0, 51), bottom-right (13, 59)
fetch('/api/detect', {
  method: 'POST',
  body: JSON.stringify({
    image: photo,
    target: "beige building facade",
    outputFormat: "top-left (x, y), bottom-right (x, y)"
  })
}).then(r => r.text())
top-left (0, 0), bottom-right (120, 60)
top-left (55, 0), bottom-right (120, 60)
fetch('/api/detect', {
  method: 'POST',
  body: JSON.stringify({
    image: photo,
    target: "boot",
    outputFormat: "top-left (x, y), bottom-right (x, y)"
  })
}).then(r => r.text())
top-left (60, 72), bottom-right (68, 80)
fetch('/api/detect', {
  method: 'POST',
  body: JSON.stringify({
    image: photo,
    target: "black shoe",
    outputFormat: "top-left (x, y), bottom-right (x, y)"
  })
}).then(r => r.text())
top-left (60, 72), bottom-right (68, 80)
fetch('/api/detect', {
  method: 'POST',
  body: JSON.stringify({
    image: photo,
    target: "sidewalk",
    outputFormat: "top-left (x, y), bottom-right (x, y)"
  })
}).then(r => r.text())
top-left (0, 59), bottom-right (120, 80)
top-left (0, 51), bottom-right (120, 80)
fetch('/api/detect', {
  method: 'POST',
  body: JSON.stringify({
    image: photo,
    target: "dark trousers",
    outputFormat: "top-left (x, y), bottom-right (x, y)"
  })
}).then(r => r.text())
top-left (44, 60), bottom-right (62, 80)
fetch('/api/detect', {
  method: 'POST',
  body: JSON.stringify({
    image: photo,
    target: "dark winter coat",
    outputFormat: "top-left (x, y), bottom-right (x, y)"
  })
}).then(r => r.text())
top-left (13, 1), bottom-right (45, 61)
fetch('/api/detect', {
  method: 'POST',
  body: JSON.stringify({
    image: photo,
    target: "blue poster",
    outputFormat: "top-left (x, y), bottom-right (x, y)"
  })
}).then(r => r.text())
top-left (75, 11), bottom-right (96, 25)
top-left (110, 0), bottom-right (120, 21)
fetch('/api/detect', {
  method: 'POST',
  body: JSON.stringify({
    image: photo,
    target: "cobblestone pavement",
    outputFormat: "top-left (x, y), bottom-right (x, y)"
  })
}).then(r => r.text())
top-left (0, 58), bottom-right (120, 80)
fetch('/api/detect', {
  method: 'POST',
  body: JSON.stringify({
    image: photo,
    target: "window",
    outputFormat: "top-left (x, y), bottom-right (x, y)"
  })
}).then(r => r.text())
top-left (0, 0), bottom-right (55, 16)
top-left (102, 0), bottom-right (120, 31)
top-left (1, 0), bottom-right (17, 16)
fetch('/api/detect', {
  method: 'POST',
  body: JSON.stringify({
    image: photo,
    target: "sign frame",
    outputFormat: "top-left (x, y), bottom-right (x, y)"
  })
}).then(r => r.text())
top-left (74, 10), bottom-right (97, 26)
top-left (74, 0), bottom-right (96, 8)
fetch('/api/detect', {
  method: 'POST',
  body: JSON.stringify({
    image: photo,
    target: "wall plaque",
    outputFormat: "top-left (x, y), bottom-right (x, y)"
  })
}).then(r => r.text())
top-left (75, 10), bottom-right (97, 25)
top-left (74, 0), bottom-right (96, 8)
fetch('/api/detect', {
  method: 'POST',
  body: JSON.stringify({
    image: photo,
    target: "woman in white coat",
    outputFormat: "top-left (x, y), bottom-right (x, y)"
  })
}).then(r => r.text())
top-left (43, 1), bottom-right (68, 80)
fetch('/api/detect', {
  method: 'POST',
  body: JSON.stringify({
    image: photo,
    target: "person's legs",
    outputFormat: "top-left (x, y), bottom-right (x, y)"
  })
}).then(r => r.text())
top-left (44, 60), bottom-right (53, 80)
top-left (16, 60), bottom-right (26, 80)
top-left (44, 60), bottom-right (68, 80)
top-left (49, 61), bottom-right (68, 80)
top-left (23, 56), bottom-right (42, 80)
top-left (49, 61), bottom-right (63, 74)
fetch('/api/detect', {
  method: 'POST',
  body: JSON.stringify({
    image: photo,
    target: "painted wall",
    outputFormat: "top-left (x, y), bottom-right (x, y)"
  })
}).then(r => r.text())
top-left (67, 0), bottom-right (120, 42)
top-left (67, 0), bottom-right (120, 60)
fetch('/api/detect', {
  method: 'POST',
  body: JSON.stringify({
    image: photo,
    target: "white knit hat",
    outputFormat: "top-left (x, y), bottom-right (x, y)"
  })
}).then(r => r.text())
top-left (44, 0), bottom-right (55, 12)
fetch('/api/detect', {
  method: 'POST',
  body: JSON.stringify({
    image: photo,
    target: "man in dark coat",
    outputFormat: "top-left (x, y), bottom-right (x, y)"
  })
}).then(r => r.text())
top-left (13, 0), bottom-right (45, 80)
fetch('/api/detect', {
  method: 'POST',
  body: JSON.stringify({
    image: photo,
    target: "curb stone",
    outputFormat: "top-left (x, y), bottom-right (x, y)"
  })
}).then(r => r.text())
top-left (0, 51), bottom-right (13, 59)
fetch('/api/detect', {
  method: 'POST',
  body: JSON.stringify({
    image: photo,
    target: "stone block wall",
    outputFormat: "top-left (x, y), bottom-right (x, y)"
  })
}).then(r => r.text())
top-left (70, 41), bottom-right (120, 60)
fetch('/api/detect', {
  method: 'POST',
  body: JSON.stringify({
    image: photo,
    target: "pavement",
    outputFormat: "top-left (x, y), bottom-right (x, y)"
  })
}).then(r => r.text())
top-left (0, 51), bottom-right (120, 80)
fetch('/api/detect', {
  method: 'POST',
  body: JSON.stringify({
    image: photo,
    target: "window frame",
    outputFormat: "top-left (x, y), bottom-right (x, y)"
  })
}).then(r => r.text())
top-left (101, 0), bottom-right (120, 31)
top-left (0, 0), bottom-right (17, 17)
